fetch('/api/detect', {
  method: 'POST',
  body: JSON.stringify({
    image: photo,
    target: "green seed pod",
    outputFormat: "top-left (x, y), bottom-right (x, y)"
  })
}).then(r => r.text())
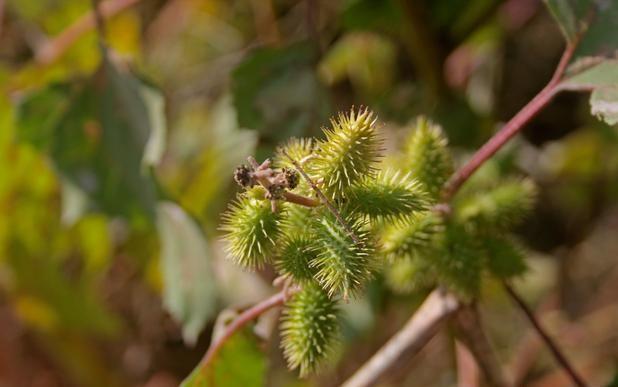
top-left (311, 108), bottom-right (382, 200)
top-left (456, 178), bottom-right (537, 231)
top-left (434, 223), bottom-right (483, 298)
top-left (384, 257), bottom-right (435, 295)
top-left (220, 195), bottom-right (282, 269)
top-left (311, 210), bottom-right (375, 299)
top-left (280, 284), bottom-right (340, 377)
top-left (345, 169), bottom-right (429, 223)
top-left (275, 137), bottom-right (315, 169)
top-left (482, 235), bottom-right (528, 278)
top-left (276, 235), bottom-right (319, 283)
top-left (281, 202), bottom-right (315, 234)
top-left (381, 211), bottom-right (443, 261)
top-left (403, 117), bottom-right (453, 200)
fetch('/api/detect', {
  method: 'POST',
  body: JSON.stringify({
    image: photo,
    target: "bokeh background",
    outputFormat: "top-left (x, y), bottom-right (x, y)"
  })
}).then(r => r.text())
top-left (1, 0), bottom-right (618, 386)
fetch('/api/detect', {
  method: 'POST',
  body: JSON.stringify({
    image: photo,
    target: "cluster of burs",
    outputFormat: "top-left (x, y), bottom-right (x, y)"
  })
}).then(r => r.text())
top-left (222, 108), bottom-right (536, 376)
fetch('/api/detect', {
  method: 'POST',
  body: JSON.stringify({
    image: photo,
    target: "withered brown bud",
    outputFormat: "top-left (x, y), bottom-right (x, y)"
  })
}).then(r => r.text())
top-left (265, 183), bottom-right (286, 200)
top-left (282, 168), bottom-right (299, 189)
top-left (234, 164), bottom-right (255, 188)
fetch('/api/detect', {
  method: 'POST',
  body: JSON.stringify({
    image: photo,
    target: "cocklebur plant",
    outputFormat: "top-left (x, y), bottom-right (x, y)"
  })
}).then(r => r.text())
top-left (220, 109), bottom-right (537, 376)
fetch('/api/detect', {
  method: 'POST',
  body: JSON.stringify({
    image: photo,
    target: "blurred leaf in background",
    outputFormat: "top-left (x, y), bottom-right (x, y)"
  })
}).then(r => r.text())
top-left (16, 58), bottom-right (163, 224)
top-left (157, 201), bottom-right (217, 345)
top-left (319, 31), bottom-right (397, 98)
top-left (232, 42), bottom-right (331, 146)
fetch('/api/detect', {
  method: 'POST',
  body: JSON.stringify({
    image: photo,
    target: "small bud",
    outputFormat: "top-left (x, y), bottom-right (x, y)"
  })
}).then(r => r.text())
top-left (282, 168), bottom-right (300, 189)
top-left (266, 183), bottom-right (286, 200)
top-left (233, 164), bottom-right (255, 188)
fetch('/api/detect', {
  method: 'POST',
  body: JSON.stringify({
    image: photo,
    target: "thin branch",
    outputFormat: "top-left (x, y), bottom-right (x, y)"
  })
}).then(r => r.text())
top-left (282, 191), bottom-right (320, 207)
top-left (509, 294), bottom-right (559, 385)
top-left (199, 290), bottom-right (288, 369)
top-left (35, 0), bottom-right (141, 64)
top-left (455, 340), bottom-right (480, 387)
top-left (341, 289), bottom-right (460, 387)
top-left (90, 0), bottom-right (107, 46)
top-left (250, 0), bottom-right (280, 45)
top-left (281, 149), bottom-right (362, 245)
top-left (443, 41), bottom-right (577, 199)
top-left (503, 283), bottom-right (587, 387)
top-left (0, 0), bottom-right (5, 39)
top-left (453, 304), bottom-right (511, 387)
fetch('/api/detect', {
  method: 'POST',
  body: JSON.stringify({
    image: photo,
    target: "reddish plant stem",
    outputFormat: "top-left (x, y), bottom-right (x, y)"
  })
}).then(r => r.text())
top-left (443, 42), bottom-right (576, 200)
top-left (35, 0), bottom-right (141, 64)
top-left (199, 291), bottom-right (288, 369)
top-left (503, 283), bottom-right (587, 387)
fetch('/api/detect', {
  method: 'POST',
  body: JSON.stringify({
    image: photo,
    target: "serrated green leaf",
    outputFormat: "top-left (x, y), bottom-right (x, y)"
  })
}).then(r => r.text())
top-left (561, 60), bottom-right (618, 125)
top-left (562, 60), bottom-right (618, 88)
top-left (156, 201), bottom-right (217, 345)
top-left (182, 328), bottom-right (266, 387)
top-left (590, 86), bottom-right (618, 125)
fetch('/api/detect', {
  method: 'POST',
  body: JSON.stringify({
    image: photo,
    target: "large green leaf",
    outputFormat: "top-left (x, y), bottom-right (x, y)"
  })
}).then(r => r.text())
top-left (181, 326), bottom-right (266, 387)
top-left (156, 201), bottom-right (217, 345)
top-left (231, 42), bottom-right (330, 142)
top-left (548, 0), bottom-right (618, 126)
top-left (16, 58), bottom-right (165, 223)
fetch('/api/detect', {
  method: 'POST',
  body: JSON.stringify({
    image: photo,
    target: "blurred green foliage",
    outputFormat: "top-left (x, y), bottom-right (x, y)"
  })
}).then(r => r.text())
top-left (0, 0), bottom-right (617, 386)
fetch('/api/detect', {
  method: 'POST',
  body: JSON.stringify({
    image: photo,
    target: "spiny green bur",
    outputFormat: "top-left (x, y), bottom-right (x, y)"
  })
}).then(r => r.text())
top-left (345, 170), bottom-right (429, 223)
top-left (456, 178), bottom-right (537, 230)
top-left (381, 211), bottom-right (443, 261)
top-left (403, 117), bottom-right (453, 201)
top-left (280, 284), bottom-right (340, 377)
top-left (385, 256), bottom-right (435, 295)
top-left (220, 195), bottom-right (282, 269)
top-left (276, 235), bottom-right (319, 283)
top-left (310, 209), bottom-right (375, 300)
top-left (311, 108), bottom-right (382, 200)
top-left (220, 108), bottom-right (538, 375)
